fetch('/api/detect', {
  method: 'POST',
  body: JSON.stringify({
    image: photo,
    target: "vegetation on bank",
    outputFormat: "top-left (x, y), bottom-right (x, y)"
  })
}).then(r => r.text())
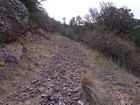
top-left (62, 2), bottom-right (140, 75)
top-left (19, 0), bottom-right (140, 75)
top-left (19, 0), bottom-right (63, 32)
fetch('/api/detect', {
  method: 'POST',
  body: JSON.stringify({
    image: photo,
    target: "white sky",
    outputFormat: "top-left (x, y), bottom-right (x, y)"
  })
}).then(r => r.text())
top-left (41, 0), bottom-right (140, 23)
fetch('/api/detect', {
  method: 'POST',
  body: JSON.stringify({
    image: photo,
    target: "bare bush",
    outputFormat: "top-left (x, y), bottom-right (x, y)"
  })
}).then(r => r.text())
top-left (86, 31), bottom-right (140, 73)
top-left (86, 2), bottom-right (134, 34)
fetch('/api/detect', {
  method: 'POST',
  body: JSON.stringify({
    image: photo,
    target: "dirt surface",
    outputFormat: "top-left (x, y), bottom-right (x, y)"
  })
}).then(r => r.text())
top-left (0, 32), bottom-right (86, 105)
top-left (0, 30), bottom-right (140, 105)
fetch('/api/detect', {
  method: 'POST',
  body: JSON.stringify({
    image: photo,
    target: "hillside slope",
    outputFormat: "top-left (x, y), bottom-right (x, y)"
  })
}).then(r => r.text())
top-left (0, 29), bottom-right (140, 105)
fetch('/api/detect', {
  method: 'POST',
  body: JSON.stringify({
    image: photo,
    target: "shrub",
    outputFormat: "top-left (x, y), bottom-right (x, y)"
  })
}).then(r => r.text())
top-left (60, 28), bottom-right (75, 39)
top-left (85, 2), bottom-right (134, 34)
top-left (86, 31), bottom-right (140, 74)
top-left (133, 29), bottom-right (140, 47)
top-left (19, 0), bottom-right (41, 13)
top-left (19, 0), bottom-right (62, 32)
top-left (30, 10), bottom-right (61, 32)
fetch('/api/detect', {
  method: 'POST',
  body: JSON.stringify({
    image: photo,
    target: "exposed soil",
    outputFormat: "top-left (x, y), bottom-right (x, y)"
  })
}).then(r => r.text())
top-left (0, 30), bottom-right (140, 105)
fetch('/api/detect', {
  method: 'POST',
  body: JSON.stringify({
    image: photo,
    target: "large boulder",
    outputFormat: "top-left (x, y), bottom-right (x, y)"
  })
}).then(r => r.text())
top-left (0, 41), bottom-right (23, 71)
top-left (0, 0), bottom-right (28, 43)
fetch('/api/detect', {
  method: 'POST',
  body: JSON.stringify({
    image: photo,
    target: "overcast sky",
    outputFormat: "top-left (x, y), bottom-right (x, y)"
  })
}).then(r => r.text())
top-left (41, 0), bottom-right (140, 23)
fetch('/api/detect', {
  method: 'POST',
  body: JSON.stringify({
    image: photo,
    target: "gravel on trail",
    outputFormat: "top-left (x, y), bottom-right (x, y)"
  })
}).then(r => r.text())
top-left (1, 35), bottom-right (139, 105)
top-left (0, 37), bottom-right (85, 105)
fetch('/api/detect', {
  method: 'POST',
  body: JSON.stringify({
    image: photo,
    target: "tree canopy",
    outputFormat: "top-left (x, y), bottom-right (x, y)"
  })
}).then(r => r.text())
top-left (86, 2), bottom-right (135, 34)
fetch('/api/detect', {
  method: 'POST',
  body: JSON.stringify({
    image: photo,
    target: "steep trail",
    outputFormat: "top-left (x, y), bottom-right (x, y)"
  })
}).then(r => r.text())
top-left (0, 36), bottom-right (86, 105)
top-left (0, 32), bottom-right (140, 105)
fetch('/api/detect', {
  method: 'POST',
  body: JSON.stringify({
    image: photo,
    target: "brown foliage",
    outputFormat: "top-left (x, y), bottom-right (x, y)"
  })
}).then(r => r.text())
top-left (86, 2), bottom-right (134, 34)
top-left (81, 72), bottom-right (101, 105)
top-left (86, 31), bottom-right (140, 74)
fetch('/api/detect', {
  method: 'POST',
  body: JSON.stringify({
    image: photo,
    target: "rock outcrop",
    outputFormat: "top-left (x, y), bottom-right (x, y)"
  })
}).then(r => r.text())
top-left (0, 41), bottom-right (23, 71)
top-left (0, 0), bottom-right (28, 43)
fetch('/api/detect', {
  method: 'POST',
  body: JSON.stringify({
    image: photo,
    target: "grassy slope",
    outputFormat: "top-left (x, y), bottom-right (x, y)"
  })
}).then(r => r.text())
top-left (77, 43), bottom-right (140, 104)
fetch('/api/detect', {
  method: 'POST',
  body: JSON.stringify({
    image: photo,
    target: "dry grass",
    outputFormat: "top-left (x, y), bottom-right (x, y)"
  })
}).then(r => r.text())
top-left (81, 72), bottom-right (97, 88)
top-left (80, 72), bottom-right (104, 105)
top-left (78, 43), bottom-right (140, 104)
top-left (84, 31), bottom-right (140, 74)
